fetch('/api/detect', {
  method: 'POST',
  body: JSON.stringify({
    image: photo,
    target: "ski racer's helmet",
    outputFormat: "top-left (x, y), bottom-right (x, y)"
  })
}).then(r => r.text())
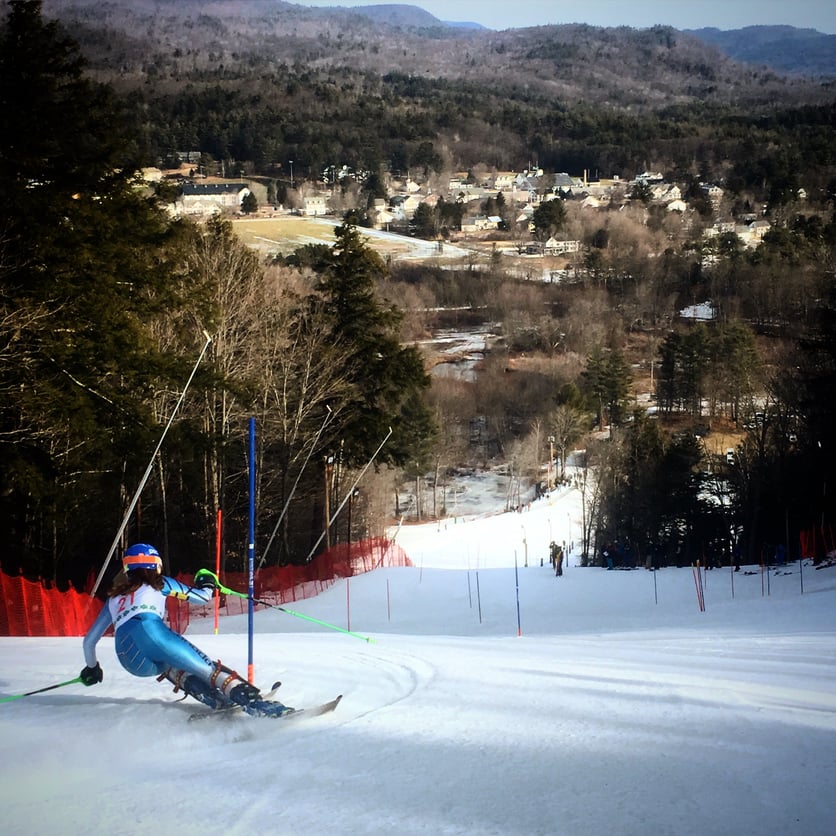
top-left (123, 543), bottom-right (162, 574)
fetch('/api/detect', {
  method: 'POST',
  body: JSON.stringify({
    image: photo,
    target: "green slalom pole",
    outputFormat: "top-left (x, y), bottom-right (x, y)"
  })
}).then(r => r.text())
top-left (0, 676), bottom-right (84, 704)
top-left (196, 569), bottom-right (375, 643)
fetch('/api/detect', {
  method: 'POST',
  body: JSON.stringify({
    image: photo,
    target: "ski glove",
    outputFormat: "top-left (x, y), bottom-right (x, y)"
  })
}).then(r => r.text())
top-left (80, 663), bottom-right (103, 686)
top-left (194, 569), bottom-right (217, 590)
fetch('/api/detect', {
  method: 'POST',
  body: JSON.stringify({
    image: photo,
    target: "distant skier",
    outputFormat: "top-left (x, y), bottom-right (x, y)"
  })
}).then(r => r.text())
top-left (554, 545), bottom-right (564, 577)
top-left (79, 543), bottom-right (291, 716)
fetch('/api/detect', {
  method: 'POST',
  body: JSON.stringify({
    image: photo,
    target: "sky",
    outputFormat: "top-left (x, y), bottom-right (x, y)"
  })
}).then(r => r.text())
top-left (295, 0), bottom-right (836, 34)
top-left (2, 480), bottom-right (836, 835)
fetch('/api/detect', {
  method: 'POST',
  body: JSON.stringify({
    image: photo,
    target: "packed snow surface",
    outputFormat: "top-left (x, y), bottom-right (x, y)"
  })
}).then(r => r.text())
top-left (2, 486), bottom-right (835, 835)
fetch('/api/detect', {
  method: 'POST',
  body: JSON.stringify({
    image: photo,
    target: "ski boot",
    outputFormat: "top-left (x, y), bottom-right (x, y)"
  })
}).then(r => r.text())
top-left (227, 678), bottom-right (295, 717)
top-left (163, 667), bottom-right (228, 709)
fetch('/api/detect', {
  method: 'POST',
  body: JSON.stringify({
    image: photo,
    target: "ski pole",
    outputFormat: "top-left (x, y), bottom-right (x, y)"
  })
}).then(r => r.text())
top-left (0, 676), bottom-right (83, 704)
top-left (196, 570), bottom-right (374, 643)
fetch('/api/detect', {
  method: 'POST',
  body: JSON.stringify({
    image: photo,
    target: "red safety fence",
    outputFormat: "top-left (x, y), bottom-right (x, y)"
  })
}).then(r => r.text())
top-left (167, 536), bottom-right (413, 632)
top-left (0, 572), bottom-right (104, 637)
top-left (799, 525), bottom-right (835, 564)
top-left (1, 537), bottom-right (413, 637)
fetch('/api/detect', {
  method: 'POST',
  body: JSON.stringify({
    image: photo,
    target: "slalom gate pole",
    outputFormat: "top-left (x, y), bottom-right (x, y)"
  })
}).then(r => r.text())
top-left (692, 565), bottom-right (699, 609)
top-left (653, 565), bottom-right (658, 605)
top-left (0, 677), bottom-right (83, 704)
top-left (214, 508), bottom-right (221, 635)
top-left (248, 417), bottom-right (256, 684)
top-left (304, 426), bottom-right (393, 563)
top-left (346, 577), bottom-right (351, 633)
top-left (692, 564), bottom-right (705, 612)
top-left (730, 554), bottom-right (735, 599)
top-left (514, 550), bottom-right (522, 636)
top-left (197, 570), bottom-right (374, 642)
top-left (476, 570), bottom-right (482, 624)
top-left (91, 331), bottom-right (212, 597)
top-left (259, 406), bottom-right (333, 568)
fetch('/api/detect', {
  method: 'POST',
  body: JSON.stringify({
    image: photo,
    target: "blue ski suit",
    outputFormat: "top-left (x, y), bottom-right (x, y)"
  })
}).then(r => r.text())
top-left (83, 576), bottom-right (215, 679)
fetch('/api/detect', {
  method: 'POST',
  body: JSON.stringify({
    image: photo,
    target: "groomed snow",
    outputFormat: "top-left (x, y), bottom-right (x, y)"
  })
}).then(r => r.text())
top-left (1, 485), bottom-right (835, 836)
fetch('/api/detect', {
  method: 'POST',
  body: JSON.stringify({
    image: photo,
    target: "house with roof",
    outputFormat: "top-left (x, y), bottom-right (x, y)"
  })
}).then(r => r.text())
top-left (651, 184), bottom-right (682, 203)
top-left (736, 219), bottom-right (772, 247)
top-left (461, 214), bottom-right (501, 233)
top-left (552, 173), bottom-right (578, 192)
top-left (543, 237), bottom-right (581, 255)
top-left (701, 183), bottom-right (724, 207)
top-left (370, 199), bottom-right (396, 229)
top-left (302, 193), bottom-right (329, 216)
top-left (178, 182), bottom-right (251, 216)
top-left (493, 172), bottom-right (517, 192)
top-left (390, 193), bottom-right (424, 221)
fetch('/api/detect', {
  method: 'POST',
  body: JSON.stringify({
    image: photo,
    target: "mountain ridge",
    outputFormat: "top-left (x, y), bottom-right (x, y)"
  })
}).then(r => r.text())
top-left (38, 0), bottom-right (834, 108)
top-left (686, 24), bottom-right (836, 77)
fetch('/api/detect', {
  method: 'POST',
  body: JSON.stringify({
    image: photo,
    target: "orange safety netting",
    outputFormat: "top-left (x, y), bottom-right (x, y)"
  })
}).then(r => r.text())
top-left (0, 537), bottom-right (412, 637)
top-left (167, 536), bottom-right (413, 632)
top-left (0, 572), bottom-right (104, 637)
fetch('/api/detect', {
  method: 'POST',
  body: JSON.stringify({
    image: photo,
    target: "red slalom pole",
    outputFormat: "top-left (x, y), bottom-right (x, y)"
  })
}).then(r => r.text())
top-left (214, 508), bottom-right (221, 635)
top-left (346, 578), bottom-right (351, 633)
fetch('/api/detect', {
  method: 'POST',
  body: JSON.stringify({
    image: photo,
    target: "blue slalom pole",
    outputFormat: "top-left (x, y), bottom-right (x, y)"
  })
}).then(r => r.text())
top-left (514, 551), bottom-right (522, 636)
top-left (476, 571), bottom-right (482, 624)
top-left (248, 417), bottom-right (256, 683)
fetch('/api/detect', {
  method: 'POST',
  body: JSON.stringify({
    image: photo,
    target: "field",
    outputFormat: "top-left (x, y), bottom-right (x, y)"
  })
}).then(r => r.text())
top-left (231, 215), bottom-right (474, 262)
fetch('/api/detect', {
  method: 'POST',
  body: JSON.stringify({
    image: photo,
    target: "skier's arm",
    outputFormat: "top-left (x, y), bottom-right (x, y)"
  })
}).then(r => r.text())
top-left (82, 602), bottom-right (114, 668)
top-left (161, 575), bottom-right (214, 606)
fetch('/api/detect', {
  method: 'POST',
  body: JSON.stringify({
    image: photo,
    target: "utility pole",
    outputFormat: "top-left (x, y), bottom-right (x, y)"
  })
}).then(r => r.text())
top-left (548, 435), bottom-right (555, 490)
top-left (324, 454), bottom-right (334, 549)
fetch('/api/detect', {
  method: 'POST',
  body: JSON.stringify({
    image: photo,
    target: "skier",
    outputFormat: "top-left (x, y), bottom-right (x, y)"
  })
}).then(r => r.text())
top-left (79, 543), bottom-right (291, 717)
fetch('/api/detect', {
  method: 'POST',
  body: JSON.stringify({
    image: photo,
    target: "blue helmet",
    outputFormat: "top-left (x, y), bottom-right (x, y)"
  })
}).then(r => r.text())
top-left (123, 543), bottom-right (162, 574)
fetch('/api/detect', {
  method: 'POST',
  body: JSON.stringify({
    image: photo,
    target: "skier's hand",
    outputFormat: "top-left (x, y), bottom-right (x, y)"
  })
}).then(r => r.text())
top-left (194, 569), bottom-right (217, 590)
top-left (80, 663), bottom-right (103, 686)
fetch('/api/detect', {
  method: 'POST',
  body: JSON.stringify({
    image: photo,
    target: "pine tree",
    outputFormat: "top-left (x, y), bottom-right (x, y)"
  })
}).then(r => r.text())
top-left (0, 1), bottom-right (184, 583)
top-left (314, 220), bottom-right (435, 468)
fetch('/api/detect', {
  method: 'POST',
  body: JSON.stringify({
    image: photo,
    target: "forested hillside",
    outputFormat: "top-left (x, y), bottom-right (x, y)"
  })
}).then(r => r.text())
top-left (3, 1), bottom-right (836, 588)
top-left (39, 0), bottom-right (836, 190)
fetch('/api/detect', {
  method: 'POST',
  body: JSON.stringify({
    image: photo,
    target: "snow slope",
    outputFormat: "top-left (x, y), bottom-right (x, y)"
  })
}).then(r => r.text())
top-left (1, 486), bottom-right (835, 836)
